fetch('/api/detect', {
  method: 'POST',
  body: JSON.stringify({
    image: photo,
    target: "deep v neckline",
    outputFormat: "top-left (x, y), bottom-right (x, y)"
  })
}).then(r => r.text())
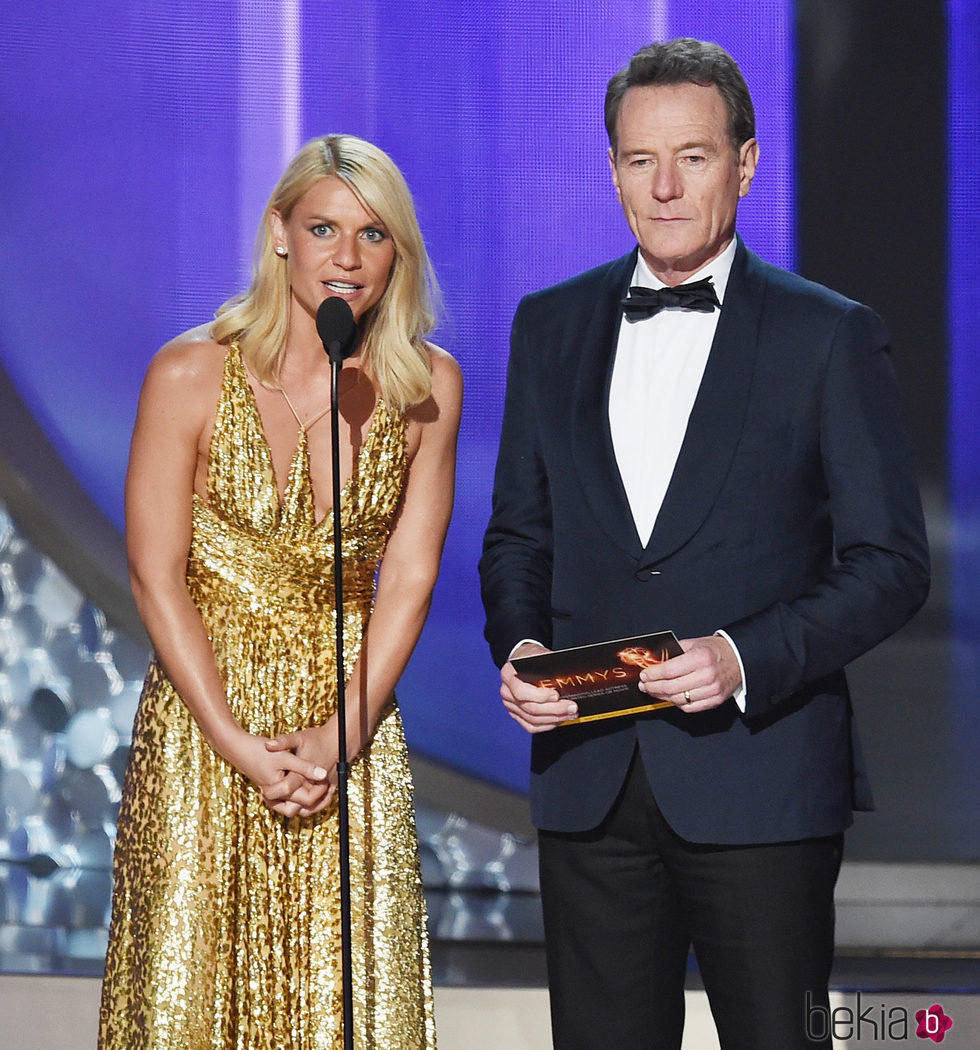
top-left (238, 352), bottom-right (384, 529)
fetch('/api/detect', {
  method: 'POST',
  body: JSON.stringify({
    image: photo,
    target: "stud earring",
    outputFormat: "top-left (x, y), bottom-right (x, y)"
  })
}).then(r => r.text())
top-left (275, 246), bottom-right (287, 257)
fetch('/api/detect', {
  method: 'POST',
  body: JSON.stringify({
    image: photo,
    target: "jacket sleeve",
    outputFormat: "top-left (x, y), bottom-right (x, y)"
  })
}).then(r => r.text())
top-left (724, 302), bottom-right (930, 716)
top-left (479, 296), bottom-right (555, 667)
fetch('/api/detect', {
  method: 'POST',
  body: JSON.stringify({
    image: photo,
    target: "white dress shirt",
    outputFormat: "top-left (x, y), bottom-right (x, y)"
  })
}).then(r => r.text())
top-left (609, 240), bottom-right (735, 545)
top-left (609, 238), bottom-right (746, 707)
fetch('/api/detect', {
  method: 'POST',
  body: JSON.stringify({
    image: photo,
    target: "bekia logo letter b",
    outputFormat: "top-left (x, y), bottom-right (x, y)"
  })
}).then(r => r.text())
top-left (915, 1004), bottom-right (953, 1043)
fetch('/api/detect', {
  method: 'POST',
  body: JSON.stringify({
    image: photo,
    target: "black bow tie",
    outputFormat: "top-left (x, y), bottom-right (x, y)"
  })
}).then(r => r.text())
top-left (620, 277), bottom-right (720, 322)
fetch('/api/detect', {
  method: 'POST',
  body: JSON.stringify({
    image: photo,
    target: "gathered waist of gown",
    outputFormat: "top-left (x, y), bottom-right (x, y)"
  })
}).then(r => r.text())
top-left (188, 497), bottom-right (378, 617)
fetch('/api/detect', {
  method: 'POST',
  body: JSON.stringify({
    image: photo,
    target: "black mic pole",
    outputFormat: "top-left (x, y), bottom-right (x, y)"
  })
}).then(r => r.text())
top-left (330, 349), bottom-right (354, 1050)
top-left (316, 296), bottom-right (359, 1050)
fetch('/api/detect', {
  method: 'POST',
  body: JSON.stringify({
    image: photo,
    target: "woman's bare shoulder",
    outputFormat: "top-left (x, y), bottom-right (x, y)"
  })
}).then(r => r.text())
top-left (139, 326), bottom-right (230, 417)
top-left (424, 341), bottom-right (463, 401)
top-left (147, 325), bottom-right (228, 386)
top-left (401, 342), bottom-right (461, 433)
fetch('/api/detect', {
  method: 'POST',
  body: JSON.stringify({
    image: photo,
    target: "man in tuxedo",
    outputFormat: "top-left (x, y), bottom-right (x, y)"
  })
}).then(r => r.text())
top-left (479, 38), bottom-right (929, 1050)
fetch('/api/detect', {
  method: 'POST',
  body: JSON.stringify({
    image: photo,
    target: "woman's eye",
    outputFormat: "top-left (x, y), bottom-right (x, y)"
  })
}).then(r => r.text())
top-left (362, 228), bottom-right (387, 242)
top-left (311, 224), bottom-right (332, 237)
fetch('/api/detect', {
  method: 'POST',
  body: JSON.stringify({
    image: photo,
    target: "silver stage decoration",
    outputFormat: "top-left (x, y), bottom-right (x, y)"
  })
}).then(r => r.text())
top-left (0, 497), bottom-right (539, 975)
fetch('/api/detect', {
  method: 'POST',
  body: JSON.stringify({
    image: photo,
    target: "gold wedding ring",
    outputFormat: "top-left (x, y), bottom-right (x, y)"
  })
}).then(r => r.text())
top-left (684, 690), bottom-right (691, 703)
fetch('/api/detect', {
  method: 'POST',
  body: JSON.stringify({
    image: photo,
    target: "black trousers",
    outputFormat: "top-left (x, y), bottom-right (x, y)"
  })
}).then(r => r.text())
top-left (537, 749), bottom-right (843, 1050)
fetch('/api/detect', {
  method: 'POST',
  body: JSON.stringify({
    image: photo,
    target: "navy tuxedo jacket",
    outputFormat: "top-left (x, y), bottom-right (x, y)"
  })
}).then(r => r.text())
top-left (480, 238), bottom-right (929, 843)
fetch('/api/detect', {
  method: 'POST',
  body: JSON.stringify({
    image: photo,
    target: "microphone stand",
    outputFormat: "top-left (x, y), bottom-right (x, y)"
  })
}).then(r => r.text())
top-left (316, 296), bottom-right (359, 1048)
top-left (328, 347), bottom-right (355, 1050)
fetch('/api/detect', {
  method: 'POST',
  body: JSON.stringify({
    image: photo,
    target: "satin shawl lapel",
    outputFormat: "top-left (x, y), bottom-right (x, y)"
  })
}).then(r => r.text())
top-left (642, 240), bottom-right (767, 565)
top-left (568, 251), bottom-right (639, 558)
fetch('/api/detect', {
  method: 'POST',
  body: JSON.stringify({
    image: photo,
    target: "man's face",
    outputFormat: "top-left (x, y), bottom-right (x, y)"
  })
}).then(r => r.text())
top-left (609, 82), bottom-right (758, 285)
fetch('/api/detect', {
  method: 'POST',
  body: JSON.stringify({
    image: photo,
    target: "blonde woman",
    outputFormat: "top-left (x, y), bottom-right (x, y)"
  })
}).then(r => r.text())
top-left (99, 135), bottom-right (461, 1049)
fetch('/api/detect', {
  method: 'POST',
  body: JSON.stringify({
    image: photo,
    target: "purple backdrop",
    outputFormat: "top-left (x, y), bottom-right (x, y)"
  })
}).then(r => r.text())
top-left (0, 0), bottom-right (795, 791)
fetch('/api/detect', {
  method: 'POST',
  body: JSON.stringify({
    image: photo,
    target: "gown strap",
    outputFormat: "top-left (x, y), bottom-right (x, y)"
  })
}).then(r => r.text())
top-left (279, 385), bottom-right (331, 431)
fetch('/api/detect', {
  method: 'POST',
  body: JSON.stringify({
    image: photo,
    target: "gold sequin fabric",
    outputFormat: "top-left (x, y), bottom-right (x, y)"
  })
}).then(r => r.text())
top-left (99, 347), bottom-right (436, 1049)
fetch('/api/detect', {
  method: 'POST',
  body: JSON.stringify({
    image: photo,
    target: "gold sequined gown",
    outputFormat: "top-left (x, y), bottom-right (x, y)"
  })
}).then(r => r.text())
top-left (99, 348), bottom-right (436, 1049)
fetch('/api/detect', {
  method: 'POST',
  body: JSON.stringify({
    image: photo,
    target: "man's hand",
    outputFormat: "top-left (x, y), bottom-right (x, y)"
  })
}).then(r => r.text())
top-left (500, 642), bottom-right (579, 733)
top-left (637, 635), bottom-right (742, 712)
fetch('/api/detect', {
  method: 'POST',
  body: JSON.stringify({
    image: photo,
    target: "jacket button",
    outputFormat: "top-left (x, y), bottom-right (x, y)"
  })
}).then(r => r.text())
top-left (634, 568), bottom-right (659, 582)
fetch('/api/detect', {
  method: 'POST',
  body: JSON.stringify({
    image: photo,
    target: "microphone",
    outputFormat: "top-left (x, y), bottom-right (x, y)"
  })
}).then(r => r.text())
top-left (316, 296), bottom-right (360, 364)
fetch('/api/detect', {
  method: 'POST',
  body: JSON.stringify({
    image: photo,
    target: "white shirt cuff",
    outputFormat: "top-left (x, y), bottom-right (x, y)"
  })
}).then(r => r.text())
top-left (508, 638), bottom-right (545, 662)
top-left (715, 629), bottom-right (747, 712)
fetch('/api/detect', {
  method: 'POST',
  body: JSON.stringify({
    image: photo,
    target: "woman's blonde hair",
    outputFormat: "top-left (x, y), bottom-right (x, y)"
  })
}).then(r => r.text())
top-left (212, 134), bottom-right (440, 412)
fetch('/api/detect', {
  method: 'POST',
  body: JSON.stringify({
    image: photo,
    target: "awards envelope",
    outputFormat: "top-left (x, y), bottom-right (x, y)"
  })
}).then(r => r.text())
top-left (512, 630), bottom-right (684, 726)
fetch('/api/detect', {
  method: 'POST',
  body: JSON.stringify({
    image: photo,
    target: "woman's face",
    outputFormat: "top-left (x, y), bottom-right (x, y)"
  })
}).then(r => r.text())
top-left (272, 176), bottom-right (396, 324)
